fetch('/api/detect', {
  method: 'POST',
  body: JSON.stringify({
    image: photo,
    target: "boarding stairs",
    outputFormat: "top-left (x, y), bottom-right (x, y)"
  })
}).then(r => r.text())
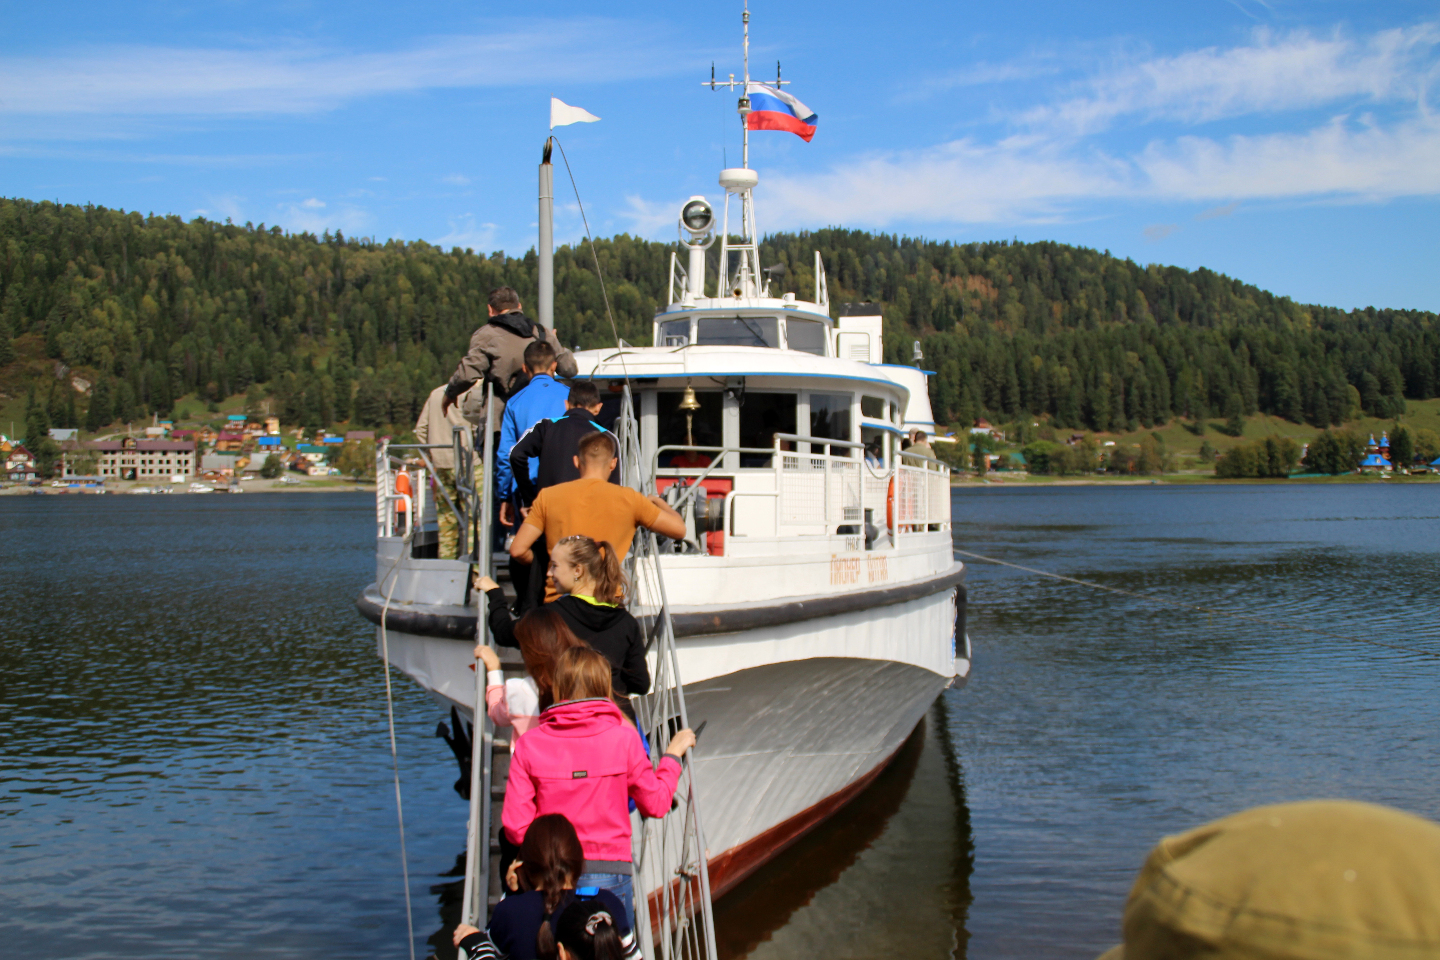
top-left (451, 386), bottom-right (719, 960)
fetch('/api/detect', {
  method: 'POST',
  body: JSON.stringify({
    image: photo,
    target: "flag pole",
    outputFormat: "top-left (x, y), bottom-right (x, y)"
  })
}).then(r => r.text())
top-left (741, 2), bottom-right (751, 169)
top-left (538, 137), bottom-right (554, 331)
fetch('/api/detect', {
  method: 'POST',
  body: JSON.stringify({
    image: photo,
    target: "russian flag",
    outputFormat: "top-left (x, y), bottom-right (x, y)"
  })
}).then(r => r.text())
top-left (746, 82), bottom-right (818, 142)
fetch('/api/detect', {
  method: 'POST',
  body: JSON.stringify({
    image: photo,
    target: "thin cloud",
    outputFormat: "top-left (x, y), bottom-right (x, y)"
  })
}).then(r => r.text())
top-left (277, 200), bottom-right (372, 236)
top-left (1144, 223), bottom-right (1178, 241)
top-left (1022, 24), bottom-right (1440, 134)
top-left (1196, 201), bottom-right (1240, 220)
top-left (432, 214), bottom-right (500, 252)
top-left (751, 23), bottom-right (1440, 229)
top-left (762, 114), bottom-right (1440, 227)
top-left (441, 174), bottom-right (472, 186)
top-left (0, 20), bottom-right (681, 118)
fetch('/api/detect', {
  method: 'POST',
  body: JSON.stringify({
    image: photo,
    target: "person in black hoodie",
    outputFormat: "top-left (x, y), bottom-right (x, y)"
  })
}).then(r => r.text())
top-left (508, 380), bottom-right (619, 508)
top-left (477, 534), bottom-right (649, 698)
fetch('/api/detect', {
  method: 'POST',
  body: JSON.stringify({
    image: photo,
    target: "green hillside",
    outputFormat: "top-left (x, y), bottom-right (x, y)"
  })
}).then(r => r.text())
top-left (1, 197), bottom-right (1437, 441)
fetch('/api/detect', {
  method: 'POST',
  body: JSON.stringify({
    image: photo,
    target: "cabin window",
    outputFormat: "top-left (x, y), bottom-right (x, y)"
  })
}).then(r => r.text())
top-left (786, 319), bottom-right (827, 356)
top-left (739, 392), bottom-right (797, 467)
top-left (658, 319), bottom-right (690, 347)
top-left (860, 395), bottom-right (885, 418)
top-left (695, 316), bottom-right (779, 348)
top-left (809, 392), bottom-right (853, 456)
top-left (860, 426), bottom-right (889, 467)
top-left (657, 390), bottom-right (723, 466)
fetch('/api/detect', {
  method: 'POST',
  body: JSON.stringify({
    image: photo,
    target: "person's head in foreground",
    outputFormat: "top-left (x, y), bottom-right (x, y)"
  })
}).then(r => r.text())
top-left (515, 813), bottom-right (584, 910)
top-left (550, 895), bottom-right (626, 960)
top-left (551, 645), bottom-right (612, 703)
top-left (1098, 799), bottom-right (1440, 960)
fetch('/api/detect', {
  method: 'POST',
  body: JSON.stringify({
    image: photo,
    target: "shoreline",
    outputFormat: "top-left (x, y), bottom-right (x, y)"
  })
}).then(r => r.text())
top-left (1, 479), bottom-right (376, 496)
top-left (952, 473), bottom-right (1438, 486)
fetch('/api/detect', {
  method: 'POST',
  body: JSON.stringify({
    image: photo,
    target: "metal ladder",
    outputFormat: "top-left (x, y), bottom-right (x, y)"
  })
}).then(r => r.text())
top-left (457, 386), bottom-right (719, 960)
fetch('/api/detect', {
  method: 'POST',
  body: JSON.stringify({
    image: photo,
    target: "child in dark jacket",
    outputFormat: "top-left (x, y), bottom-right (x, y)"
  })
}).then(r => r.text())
top-left (451, 813), bottom-right (639, 960)
top-left (478, 535), bottom-right (649, 698)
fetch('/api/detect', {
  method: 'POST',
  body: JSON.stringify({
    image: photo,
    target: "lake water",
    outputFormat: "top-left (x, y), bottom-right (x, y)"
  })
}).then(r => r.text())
top-left (3, 486), bottom-right (1438, 959)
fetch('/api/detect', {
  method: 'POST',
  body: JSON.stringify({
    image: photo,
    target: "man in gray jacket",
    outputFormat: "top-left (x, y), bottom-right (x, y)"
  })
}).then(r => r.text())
top-left (441, 286), bottom-right (577, 424)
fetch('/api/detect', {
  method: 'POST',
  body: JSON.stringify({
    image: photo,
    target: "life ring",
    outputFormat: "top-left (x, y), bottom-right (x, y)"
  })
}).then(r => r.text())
top-left (886, 475), bottom-right (895, 530)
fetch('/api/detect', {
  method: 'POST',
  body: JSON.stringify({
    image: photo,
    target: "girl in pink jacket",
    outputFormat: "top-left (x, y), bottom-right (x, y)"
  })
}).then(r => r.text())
top-left (502, 646), bottom-right (696, 928)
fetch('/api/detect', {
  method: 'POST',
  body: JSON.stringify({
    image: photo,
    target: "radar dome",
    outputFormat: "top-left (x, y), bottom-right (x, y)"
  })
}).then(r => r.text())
top-left (718, 168), bottom-right (759, 192)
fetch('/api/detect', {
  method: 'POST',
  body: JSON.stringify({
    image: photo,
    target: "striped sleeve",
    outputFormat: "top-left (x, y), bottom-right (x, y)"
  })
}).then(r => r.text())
top-left (621, 927), bottom-right (642, 960)
top-left (457, 930), bottom-right (506, 960)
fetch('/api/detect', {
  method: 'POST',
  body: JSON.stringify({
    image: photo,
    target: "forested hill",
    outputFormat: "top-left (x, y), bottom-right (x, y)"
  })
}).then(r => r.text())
top-left (1, 196), bottom-right (1437, 433)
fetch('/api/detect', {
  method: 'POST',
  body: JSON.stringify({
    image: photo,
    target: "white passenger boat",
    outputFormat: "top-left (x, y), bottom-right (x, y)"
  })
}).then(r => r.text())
top-left (354, 6), bottom-right (967, 931)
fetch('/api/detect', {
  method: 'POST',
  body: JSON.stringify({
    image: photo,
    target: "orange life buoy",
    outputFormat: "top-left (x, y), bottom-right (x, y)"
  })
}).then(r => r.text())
top-left (886, 475), bottom-right (895, 529)
top-left (395, 470), bottom-right (411, 512)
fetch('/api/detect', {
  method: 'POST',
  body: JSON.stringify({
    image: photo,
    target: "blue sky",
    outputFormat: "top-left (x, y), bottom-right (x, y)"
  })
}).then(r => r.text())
top-left (3, 1), bottom-right (1438, 311)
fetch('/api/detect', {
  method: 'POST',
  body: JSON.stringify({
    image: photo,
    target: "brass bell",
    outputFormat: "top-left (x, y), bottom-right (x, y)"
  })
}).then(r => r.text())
top-left (678, 384), bottom-right (701, 449)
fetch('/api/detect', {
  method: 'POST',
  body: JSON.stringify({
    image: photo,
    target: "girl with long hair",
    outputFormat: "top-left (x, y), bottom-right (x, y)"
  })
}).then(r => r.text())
top-left (474, 608), bottom-right (585, 737)
top-left (503, 647), bottom-right (694, 930)
top-left (450, 813), bottom-right (639, 960)
top-left (477, 535), bottom-right (649, 699)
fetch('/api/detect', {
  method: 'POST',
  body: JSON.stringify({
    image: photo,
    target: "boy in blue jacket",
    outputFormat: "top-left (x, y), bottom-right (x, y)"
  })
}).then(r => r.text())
top-left (497, 340), bottom-right (569, 610)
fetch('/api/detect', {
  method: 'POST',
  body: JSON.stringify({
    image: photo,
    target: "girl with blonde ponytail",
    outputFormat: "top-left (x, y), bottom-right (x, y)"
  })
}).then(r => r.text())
top-left (476, 534), bottom-right (648, 699)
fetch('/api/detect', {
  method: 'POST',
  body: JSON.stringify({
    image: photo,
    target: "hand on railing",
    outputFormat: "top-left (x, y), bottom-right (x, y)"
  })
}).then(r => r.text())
top-left (665, 728), bottom-right (697, 759)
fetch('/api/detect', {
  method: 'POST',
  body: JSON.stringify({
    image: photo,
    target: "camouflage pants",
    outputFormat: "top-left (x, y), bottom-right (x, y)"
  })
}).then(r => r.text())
top-left (435, 468), bottom-right (460, 559)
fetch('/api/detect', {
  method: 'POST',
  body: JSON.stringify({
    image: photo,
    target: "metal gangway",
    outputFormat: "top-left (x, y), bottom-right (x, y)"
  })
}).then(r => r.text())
top-left (439, 386), bottom-right (717, 960)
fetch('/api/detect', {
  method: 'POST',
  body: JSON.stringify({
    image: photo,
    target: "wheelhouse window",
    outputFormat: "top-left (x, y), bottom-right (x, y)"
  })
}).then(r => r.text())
top-left (657, 390), bottom-right (722, 467)
top-left (695, 316), bottom-right (779, 348)
top-left (860, 395), bottom-right (885, 418)
top-left (785, 319), bottom-right (827, 356)
top-left (658, 319), bottom-right (690, 347)
top-left (739, 392), bottom-right (797, 467)
top-left (809, 392), bottom-right (853, 456)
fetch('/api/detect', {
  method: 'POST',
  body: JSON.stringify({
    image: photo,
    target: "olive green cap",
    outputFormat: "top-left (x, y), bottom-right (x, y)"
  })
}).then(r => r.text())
top-left (1099, 800), bottom-right (1440, 960)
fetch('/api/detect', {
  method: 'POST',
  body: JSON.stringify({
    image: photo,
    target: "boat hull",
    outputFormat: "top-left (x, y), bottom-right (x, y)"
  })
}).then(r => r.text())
top-left (372, 577), bottom-right (963, 895)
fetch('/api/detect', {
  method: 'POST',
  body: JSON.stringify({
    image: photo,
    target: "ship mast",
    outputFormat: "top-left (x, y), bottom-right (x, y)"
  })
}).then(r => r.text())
top-left (705, 1), bottom-right (787, 299)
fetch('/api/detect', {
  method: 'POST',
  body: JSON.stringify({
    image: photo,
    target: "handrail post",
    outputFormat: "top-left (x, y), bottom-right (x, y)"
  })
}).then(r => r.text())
top-left (460, 385), bottom-right (496, 956)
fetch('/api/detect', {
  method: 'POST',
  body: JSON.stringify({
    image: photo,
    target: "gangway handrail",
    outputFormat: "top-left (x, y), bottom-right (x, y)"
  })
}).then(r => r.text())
top-left (618, 386), bottom-right (720, 960)
top-left (459, 386), bottom-right (496, 958)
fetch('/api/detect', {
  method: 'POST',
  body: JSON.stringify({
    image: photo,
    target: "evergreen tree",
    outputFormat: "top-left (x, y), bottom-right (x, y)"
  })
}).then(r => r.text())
top-left (85, 379), bottom-right (113, 433)
top-left (1303, 429), bottom-right (1364, 475)
top-left (24, 387), bottom-right (49, 444)
top-left (1389, 425), bottom-right (1414, 471)
top-left (1222, 392), bottom-right (1245, 437)
top-left (1413, 428), bottom-right (1440, 465)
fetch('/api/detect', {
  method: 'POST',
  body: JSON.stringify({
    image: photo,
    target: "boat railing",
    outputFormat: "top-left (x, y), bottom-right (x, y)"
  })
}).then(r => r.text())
top-left (647, 432), bottom-right (950, 550)
top-left (667, 251), bottom-right (689, 306)
top-left (375, 426), bottom-right (479, 556)
top-left (618, 387), bottom-right (720, 960)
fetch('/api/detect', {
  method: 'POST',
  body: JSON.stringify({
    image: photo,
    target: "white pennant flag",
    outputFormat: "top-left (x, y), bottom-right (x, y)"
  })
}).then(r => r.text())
top-left (550, 97), bottom-right (600, 130)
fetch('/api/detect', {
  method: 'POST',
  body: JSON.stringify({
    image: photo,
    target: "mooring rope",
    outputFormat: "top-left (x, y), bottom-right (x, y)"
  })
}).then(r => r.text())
top-left (953, 547), bottom-right (1440, 661)
top-left (378, 494), bottom-right (419, 960)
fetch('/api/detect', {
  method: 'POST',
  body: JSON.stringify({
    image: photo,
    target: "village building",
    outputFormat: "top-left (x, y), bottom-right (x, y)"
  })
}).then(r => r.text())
top-left (6, 444), bottom-right (37, 482)
top-left (68, 438), bottom-right (196, 480)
